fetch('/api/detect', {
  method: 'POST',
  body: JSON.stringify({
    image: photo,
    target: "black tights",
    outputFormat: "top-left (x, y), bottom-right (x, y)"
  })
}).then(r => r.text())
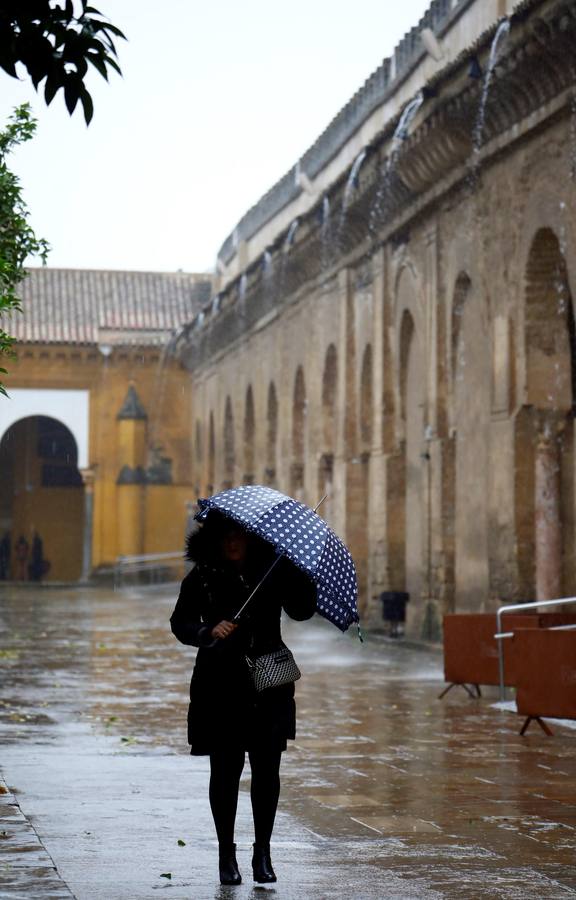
top-left (209, 747), bottom-right (282, 848)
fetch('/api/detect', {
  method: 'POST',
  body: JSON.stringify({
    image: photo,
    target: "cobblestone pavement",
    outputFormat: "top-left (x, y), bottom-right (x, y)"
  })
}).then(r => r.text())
top-left (0, 584), bottom-right (575, 899)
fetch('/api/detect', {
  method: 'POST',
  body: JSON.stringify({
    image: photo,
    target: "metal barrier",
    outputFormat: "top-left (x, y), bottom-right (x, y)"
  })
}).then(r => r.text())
top-left (495, 597), bottom-right (576, 701)
top-left (115, 551), bottom-right (186, 588)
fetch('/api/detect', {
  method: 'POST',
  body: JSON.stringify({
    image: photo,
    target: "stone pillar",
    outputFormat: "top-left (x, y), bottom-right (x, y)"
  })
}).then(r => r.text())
top-left (116, 384), bottom-right (148, 558)
top-left (80, 467), bottom-right (96, 582)
top-left (535, 422), bottom-right (563, 601)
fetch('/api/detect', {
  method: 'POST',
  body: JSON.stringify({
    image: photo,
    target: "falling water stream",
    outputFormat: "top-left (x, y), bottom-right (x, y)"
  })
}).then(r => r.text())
top-left (368, 90), bottom-right (425, 239)
top-left (320, 195), bottom-right (332, 270)
top-left (472, 19), bottom-right (511, 156)
top-left (392, 90), bottom-right (425, 146)
top-left (336, 149), bottom-right (368, 251)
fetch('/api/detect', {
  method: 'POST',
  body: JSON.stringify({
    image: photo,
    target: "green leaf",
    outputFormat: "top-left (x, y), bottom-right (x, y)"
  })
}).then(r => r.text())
top-left (177, 839), bottom-right (186, 846)
top-left (160, 873), bottom-right (172, 880)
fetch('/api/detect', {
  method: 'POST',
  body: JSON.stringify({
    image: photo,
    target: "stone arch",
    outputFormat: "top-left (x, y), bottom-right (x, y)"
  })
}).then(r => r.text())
top-left (223, 397), bottom-right (235, 489)
top-left (265, 382), bottom-right (278, 485)
top-left (515, 227), bottom-right (576, 600)
top-left (243, 385), bottom-right (255, 484)
top-left (321, 344), bottom-right (338, 449)
top-left (0, 415), bottom-right (84, 581)
top-left (290, 366), bottom-right (306, 497)
top-left (360, 343), bottom-right (373, 450)
top-left (399, 309), bottom-right (415, 429)
top-left (207, 411), bottom-right (215, 494)
top-left (0, 388), bottom-right (89, 468)
top-left (318, 345), bottom-right (338, 521)
top-left (451, 274), bottom-right (472, 404)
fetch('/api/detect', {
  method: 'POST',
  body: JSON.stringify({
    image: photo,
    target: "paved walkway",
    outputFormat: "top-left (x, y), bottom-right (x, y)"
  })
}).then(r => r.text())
top-left (0, 585), bottom-right (575, 899)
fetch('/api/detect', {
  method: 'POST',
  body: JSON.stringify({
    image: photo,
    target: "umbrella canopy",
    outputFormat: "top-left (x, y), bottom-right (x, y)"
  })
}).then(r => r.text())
top-left (195, 484), bottom-right (359, 632)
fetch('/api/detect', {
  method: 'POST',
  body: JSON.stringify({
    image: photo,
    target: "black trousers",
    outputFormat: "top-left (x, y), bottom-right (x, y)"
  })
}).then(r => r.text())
top-left (209, 746), bottom-right (283, 848)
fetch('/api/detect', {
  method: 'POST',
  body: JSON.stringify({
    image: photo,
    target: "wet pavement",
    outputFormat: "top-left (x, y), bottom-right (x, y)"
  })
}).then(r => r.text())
top-left (0, 584), bottom-right (575, 899)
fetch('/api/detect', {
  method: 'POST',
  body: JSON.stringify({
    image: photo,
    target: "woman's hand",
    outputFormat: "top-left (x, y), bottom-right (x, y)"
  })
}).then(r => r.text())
top-left (211, 620), bottom-right (238, 640)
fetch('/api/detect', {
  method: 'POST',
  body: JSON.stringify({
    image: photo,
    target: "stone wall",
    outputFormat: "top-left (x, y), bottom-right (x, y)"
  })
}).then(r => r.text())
top-left (181, 0), bottom-right (576, 637)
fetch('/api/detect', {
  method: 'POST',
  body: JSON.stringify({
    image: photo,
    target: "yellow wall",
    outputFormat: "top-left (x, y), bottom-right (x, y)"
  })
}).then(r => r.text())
top-left (2, 343), bottom-right (194, 579)
top-left (144, 485), bottom-right (194, 556)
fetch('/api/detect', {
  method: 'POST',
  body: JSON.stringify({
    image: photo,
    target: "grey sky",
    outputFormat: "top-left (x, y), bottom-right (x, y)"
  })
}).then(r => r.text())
top-left (1, 1), bottom-right (431, 274)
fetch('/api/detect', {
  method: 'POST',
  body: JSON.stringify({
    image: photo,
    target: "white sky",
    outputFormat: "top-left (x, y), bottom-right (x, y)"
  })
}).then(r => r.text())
top-left (1, 0), bottom-right (431, 274)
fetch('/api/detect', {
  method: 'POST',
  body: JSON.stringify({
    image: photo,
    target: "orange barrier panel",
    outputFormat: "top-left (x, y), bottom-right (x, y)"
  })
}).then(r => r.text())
top-left (514, 629), bottom-right (576, 734)
top-left (441, 613), bottom-right (576, 696)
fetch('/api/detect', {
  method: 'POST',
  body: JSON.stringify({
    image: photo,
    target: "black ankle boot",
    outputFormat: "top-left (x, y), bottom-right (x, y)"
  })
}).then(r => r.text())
top-left (218, 843), bottom-right (241, 885)
top-left (252, 843), bottom-right (276, 883)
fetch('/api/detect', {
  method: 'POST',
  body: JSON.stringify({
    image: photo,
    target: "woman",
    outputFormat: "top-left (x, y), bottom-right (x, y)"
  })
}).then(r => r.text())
top-left (170, 511), bottom-right (316, 886)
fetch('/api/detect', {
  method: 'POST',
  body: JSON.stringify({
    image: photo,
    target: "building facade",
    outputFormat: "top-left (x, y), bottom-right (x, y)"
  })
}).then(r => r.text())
top-left (0, 268), bottom-right (211, 581)
top-left (180, 0), bottom-right (576, 637)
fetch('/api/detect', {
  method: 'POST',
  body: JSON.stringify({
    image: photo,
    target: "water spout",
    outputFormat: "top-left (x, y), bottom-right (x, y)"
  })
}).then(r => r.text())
top-left (239, 273), bottom-right (247, 300)
top-left (342, 149), bottom-right (368, 211)
top-left (284, 219), bottom-right (300, 252)
top-left (393, 91), bottom-right (424, 144)
top-left (320, 195), bottom-right (333, 271)
top-left (473, 18), bottom-right (511, 153)
top-left (263, 250), bottom-right (273, 277)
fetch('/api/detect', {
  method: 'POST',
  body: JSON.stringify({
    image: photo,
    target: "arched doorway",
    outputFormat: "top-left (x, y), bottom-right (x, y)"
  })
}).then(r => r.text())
top-left (207, 412), bottom-right (215, 495)
top-left (266, 382), bottom-right (278, 486)
top-left (319, 344), bottom-right (337, 525)
top-left (0, 416), bottom-right (84, 581)
top-left (516, 227), bottom-right (576, 599)
top-left (243, 385), bottom-right (255, 484)
top-left (290, 367), bottom-right (306, 499)
top-left (223, 397), bottom-right (235, 489)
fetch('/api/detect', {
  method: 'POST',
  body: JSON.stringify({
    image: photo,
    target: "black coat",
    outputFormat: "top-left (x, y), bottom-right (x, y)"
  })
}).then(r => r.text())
top-left (170, 556), bottom-right (316, 755)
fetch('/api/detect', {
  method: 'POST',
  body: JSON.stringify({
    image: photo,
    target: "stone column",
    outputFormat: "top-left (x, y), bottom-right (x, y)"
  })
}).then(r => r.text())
top-left (535, 422), bottom-right (563, 601)
top-left (116, 384), bottom-right (148, 558)
top-left (80, 467), bottom-right (96, 582)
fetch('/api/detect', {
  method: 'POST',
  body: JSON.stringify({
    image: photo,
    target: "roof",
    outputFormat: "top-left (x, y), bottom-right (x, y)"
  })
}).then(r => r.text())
top-left (4, 267), bottom-right (213, 346)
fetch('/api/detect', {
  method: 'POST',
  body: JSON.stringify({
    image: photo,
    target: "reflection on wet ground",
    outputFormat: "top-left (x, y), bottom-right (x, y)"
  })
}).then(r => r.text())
top-left (0, 585), bottom-right (575, 898)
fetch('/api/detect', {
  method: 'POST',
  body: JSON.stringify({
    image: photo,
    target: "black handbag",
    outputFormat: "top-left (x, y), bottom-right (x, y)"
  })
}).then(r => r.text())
top-left (245, 642), bottom-right (301, 692)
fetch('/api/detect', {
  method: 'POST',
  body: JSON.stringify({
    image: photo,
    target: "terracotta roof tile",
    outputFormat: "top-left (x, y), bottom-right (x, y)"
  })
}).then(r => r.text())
top-left (3, 267), bottom-right (212, 346)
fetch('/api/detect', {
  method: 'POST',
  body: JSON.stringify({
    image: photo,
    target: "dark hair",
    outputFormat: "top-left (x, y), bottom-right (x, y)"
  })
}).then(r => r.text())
top-left (185, 510), bottom-right (274, 569)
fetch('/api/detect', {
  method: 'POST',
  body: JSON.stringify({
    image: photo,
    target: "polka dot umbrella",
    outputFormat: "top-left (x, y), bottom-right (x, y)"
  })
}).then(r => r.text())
top-left (195, 484), bottom-right (359, 633)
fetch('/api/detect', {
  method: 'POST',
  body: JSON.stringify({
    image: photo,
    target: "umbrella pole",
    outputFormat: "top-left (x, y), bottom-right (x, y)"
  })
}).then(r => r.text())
top-left (233, 494), bottom-right (328, 621)
top-left (233, 555), bottom-right (283, 621)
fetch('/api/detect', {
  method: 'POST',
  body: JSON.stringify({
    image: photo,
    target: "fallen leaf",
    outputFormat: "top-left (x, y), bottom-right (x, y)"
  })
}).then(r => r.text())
top-left (160, 872), bottom-right (172, 879)
top-left (177, 839), bottom-right (186, 846)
